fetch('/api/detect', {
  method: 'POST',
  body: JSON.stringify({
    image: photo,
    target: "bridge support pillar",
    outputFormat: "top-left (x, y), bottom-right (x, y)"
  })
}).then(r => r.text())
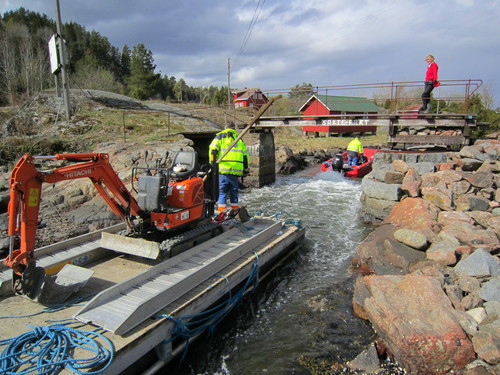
top-left (245, 132), bottom-right (276, 188)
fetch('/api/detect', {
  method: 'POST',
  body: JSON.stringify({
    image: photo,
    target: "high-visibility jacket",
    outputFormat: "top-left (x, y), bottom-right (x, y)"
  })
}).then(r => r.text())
top-left (209, 128), bottom-right (249, 176)
top-left (347, 138), bottom-right (363, 155)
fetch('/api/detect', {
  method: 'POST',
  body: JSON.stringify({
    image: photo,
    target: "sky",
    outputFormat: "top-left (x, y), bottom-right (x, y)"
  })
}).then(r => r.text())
top-left (1, 0), bottom-right (500, 108)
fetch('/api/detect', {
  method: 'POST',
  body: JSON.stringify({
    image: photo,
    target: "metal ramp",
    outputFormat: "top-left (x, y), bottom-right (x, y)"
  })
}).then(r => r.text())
top-left (74, 218), bottom-right (282, 336)
top-left (0, 223), bottom-right (124, 297)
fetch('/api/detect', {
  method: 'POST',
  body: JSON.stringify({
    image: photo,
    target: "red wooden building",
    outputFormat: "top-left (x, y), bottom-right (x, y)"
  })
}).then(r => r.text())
top-left (232, 88), bottom-right (269, 110)
top-left (299, 95), bottom-right (381, 135)
top-left (299, 94), bottom-right (381, 117)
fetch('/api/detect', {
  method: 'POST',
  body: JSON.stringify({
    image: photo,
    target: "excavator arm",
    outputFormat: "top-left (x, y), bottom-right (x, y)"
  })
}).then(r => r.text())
top-left (4, 153), bottom-right (146, 299)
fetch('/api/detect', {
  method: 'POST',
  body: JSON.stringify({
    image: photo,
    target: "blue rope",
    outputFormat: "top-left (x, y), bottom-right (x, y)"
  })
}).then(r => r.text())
top-left (253, 210), bottom-right (302, 229)
top-left (156, 252), bottom-right (260, 361)
top-left (0, 321), bottom-right (114, 375)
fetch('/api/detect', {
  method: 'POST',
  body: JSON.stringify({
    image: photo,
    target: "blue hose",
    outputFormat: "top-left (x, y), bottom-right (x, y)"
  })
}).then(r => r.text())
top-left (157, 252), bottom-right (260, 361)
top-left (0, 321), bottom-right (114, 375)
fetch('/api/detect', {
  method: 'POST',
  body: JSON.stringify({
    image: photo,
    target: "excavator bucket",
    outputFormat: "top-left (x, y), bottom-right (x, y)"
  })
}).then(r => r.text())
top-left (22, 263), bottom-right (94, 306)
top-left (100, 232), bottom-right (161, 259)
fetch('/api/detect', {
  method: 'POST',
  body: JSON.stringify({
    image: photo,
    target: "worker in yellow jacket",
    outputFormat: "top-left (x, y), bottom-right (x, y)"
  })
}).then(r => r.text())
top-left (347, 137), bottom-right (363, 166)
top-left (209, 123), bottom-right (249, 213)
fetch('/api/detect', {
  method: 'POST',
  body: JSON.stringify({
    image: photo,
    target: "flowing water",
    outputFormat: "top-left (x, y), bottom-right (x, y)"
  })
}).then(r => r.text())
top-left (162, 165), bottom-right (377, 375)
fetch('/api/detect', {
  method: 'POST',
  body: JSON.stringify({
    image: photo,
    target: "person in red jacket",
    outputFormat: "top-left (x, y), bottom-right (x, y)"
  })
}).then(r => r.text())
top-left (418, 55), bottom-right (440, 113)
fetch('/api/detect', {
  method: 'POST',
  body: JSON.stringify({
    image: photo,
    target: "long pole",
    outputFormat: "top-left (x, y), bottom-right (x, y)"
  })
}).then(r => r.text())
top-left (216, 95), bottom-right (282, 164)
top-left (54, 0), bottom-right (71, 120)
top-left (227, 58), bottom-right (231, 112)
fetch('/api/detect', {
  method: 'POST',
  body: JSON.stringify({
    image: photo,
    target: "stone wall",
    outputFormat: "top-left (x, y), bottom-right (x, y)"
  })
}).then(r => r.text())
top-left (361, 151), bottom-right (453, 223)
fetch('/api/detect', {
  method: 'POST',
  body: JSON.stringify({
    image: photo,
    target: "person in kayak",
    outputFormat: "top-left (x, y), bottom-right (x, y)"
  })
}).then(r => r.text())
top-left (347, 137), bottom-right (364, 166)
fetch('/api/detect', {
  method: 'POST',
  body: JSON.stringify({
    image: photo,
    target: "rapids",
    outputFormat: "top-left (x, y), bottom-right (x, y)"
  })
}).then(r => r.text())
top-left (163, 165), bottom-right (378, 374)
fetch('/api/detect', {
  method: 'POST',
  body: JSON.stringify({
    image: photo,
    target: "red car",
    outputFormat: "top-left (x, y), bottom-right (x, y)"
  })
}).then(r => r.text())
top-left (321, 148), bottom-right (378, 178)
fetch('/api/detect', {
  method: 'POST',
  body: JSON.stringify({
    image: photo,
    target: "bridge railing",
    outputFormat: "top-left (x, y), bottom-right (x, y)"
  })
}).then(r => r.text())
top-left (262, 79), bottom-right (483, 114)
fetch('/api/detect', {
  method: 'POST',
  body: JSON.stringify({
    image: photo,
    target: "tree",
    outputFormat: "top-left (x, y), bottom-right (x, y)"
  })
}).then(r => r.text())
top-left (288, 82), bottom-right (315, 98)
top-left (119, 45), bottom-right (131, 82)
top-left (128, 43), bottom-right (159, 99)
top-left (173, 78), bottom-right (187, 101)
top-left (72, 54), bottom-right (118, 92)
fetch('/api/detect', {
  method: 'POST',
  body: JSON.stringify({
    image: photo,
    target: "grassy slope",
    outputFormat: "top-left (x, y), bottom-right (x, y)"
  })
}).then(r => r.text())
top-left (0, 95), bottom-right (386, 167)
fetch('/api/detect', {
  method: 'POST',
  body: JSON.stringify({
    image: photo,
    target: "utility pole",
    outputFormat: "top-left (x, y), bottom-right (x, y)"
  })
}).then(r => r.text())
top-left (54, 0), bottom-right (72, 120)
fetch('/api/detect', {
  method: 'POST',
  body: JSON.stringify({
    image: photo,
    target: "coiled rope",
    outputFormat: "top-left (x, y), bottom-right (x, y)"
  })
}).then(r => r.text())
top-left (157, 252), bottom-right (260, 361)
top-left (0, 320), bottom-right (114, 375)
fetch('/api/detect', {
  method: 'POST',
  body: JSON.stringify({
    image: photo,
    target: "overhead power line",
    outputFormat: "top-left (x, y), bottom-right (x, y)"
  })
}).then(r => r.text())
top-left (234, 0), bottom-right (266, 69)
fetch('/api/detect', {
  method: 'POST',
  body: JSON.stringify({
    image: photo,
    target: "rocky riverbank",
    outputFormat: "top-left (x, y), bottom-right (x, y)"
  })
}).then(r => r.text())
top-left (351, 140), bottom-right (500, 374)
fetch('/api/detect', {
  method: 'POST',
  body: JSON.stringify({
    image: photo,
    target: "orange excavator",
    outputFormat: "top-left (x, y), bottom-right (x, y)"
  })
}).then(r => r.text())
top-left (3, 151), bottom-right (219, 303)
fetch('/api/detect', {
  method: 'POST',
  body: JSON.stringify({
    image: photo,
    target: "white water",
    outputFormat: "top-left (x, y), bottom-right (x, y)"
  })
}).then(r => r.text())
top-left (163, 167), bottom-right (374, 375)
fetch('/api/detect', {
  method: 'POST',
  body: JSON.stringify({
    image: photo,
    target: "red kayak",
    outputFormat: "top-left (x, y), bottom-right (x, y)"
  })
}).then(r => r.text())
top-left (321, 148), bottom-right (378, 178)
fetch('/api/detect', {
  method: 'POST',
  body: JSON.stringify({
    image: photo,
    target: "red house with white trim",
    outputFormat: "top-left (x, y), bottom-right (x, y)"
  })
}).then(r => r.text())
top-left (299, 95), bottom-right (382, 135)
top-left (299, 95), bottom-right (381, 117)
top-left (232, 88), bottom-right (269, 110)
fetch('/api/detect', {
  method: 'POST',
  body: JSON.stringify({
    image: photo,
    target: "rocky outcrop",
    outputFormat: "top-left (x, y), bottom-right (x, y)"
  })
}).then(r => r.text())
top-left (352, 140), bottom-right (500, 375)
top-left (275, 145), bottom-right (338, 174)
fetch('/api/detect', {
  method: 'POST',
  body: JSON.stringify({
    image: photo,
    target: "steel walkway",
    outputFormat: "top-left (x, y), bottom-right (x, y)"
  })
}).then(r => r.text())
top-left (74, 218), bottom-right (281, 335)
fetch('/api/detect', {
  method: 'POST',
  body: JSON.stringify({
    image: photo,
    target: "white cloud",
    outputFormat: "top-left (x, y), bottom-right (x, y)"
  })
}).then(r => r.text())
top-left (1, 0), bottom-right (499, 106)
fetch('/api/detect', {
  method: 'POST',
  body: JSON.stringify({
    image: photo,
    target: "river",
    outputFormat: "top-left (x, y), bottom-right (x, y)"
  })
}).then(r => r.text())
top-left (163, 165), bottom-right (379, 374)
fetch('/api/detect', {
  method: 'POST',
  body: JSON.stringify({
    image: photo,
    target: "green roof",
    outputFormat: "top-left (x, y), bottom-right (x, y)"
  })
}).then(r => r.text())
top-left (305, 95), bottom-right (381, 113)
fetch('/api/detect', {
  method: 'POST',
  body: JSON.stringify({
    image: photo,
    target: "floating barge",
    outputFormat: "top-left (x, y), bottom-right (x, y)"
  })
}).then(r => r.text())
top-left (0, 217), bottom-right (304, 374)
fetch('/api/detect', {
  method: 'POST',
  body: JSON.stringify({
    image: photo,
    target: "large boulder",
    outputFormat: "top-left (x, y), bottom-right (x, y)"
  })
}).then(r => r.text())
top-left (352, 223), bottom-right (426, 275)
top-left (382, 197), bottom-right (439, 239)
top-left (353, 274), bottom-right (476, 374)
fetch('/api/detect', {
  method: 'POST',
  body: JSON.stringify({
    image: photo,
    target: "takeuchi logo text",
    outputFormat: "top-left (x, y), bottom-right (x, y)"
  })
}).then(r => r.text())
top-left (64, 169), bottom-right (93, 178)
top-left (321, 119), bottom-right (370, 126)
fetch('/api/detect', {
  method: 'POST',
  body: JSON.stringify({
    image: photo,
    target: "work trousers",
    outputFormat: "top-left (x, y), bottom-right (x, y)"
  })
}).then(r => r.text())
top-left (217, 173), bottom-right (239, 205)
top-left (421, 81), bottom-right (435, 110)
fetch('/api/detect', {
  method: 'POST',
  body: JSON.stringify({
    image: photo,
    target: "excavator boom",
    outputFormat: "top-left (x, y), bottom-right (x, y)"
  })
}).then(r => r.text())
top-left (4, 150), bottom-right (212, 304)
top-left (4, 153), bottom-right (146, 303)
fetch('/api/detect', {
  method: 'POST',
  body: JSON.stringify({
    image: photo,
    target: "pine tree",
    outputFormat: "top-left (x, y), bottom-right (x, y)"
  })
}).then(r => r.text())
top-left (128, 43), bottom-right (158, 99)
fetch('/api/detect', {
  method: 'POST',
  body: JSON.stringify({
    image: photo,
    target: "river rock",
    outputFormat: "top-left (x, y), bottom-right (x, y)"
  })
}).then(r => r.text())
top-left (384, 170), bottom-right (404, 184)
top-left (346, 343), bottom-right (381, 373)
top-left (460, 145), bottom-right (489, 161)
top-left (438, 211), bottom-right (473, 225)
top-left (454, 249), bottom-right (500, 278)
top-left (401, 168), bottom-right (421, 198)
top-left (484, 301), bottom-right (500, 316)
top-left (479, 278), bottom-right (500, 303)
top-left (353, 274), bottom-right (476, 374)
top-left (464, 171), bottom-right (495, 189)
top-left (352, 223), bottom-right (425, 275)
top-left (467, 307), bottom-right (487, 324)
top-left (426, 240), bottom-right (459, 265)
top-left (472, 318), bottom-right (500, 365)
top-left (382, 197), bottom-right (438, 239)
top-left (361, 177), bottom-right (402, 201)
top-left (459, 158), bottom-right (484, 171)
top-left (422, 186), bottom-right (454, 211)
top-left (441, 222), bottom-right (499, 251)
top-left (393, 228), bottom-right (428, 250)
top-left (392, 159), bottom-right (410, 174)
top-left (478, 160), bottom-right (500, 173)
